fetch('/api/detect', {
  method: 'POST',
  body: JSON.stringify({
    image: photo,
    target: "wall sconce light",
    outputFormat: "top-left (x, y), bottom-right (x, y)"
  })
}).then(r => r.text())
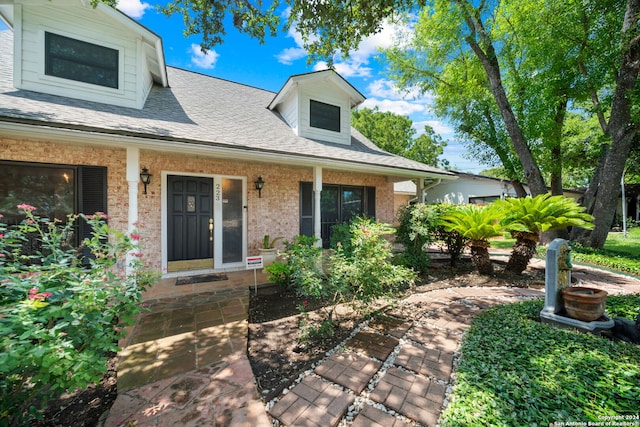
top-left (140, 167), bottom-right (152, 195)
top-left (255, 176), bottom-right (265, 198)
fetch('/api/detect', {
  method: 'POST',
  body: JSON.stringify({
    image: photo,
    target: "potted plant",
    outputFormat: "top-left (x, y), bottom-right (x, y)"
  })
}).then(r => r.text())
top-left (561, 286), bottom-right (608, 321)
top-left (258, 235), bottom-right (282, 267)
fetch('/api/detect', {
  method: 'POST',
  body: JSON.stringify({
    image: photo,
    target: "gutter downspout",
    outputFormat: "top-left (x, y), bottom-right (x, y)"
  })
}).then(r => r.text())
top-left (420, 178), bottom-right (442, 203)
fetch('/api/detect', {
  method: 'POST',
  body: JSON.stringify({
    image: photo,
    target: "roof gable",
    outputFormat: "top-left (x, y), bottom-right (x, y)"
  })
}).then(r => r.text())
top-left (268, 69), bottom-right (365, 111)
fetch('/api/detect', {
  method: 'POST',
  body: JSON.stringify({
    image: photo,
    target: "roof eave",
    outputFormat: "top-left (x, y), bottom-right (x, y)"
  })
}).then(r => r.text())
top-left (0, 119), bottom-right (456, 180)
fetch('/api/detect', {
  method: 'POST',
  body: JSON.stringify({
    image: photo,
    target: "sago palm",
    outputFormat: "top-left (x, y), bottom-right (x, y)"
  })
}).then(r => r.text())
top-left (439, 204), bottom-right (503, 275)
top-left (495, 194), bottom-right (594, 274)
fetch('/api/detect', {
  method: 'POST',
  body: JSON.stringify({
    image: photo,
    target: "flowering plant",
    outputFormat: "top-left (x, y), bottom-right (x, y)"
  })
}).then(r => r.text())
top-left (0, 205), bottom-right (159, 424)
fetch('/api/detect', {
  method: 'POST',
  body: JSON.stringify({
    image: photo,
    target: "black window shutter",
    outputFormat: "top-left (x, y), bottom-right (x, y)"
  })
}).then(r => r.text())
top-left (78, 166), bottom-right (107, 265)
top-left (366, 186), bottom-right (376, 218)
top-left (300, 182), bottom-right (314, 237)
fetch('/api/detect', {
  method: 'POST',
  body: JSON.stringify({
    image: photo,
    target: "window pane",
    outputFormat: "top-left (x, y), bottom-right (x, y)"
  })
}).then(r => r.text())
top-left (310, 100), bottom-right (340, 132)
top-left (341, 187), bottom-right (363, 222)
top-left (45, 32), bottom-right (119, 89)
top-left (0, 163), bottom-right (75, 225)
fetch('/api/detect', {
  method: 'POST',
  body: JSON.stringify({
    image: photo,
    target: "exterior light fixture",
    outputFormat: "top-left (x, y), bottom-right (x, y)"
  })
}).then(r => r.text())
top-left (255, 176), bottom-right (265, 198)
top-left (140, 167), bottom-right (152, 195)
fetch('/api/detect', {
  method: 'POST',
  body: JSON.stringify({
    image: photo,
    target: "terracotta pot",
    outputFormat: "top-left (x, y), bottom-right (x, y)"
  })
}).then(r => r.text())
top-left (561, 286), bottom-right (608, 321)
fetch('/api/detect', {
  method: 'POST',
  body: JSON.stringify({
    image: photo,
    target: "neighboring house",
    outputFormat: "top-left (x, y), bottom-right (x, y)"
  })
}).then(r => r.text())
top-left (0, 0), bottom-right (454, 299)
top-left (424, 172), bottom-right (528, 205)
top-left (395, 172), bottom-right (585, 206)
top-left (423, 172), bottom-right (584, 204)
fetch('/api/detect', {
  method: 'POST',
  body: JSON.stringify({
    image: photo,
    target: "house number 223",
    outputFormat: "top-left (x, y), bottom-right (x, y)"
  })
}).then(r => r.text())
top-left (215, 183), bottom-right (222, 202)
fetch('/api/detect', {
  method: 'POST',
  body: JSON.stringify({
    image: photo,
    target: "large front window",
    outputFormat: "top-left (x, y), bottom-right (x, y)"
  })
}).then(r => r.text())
top-left (0, 163), bottom-right (75, 225)
top-left (300, 182), bottom-right (376, 247)
top-left (45, 32), bottom-right (119, 89)
top-left (0, 161), bottom-right (107, 263)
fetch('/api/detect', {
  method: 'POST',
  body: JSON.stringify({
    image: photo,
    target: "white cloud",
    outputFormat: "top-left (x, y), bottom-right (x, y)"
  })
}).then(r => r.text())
top-left (367, 79), bottom-right (433, 103)
top-left (414, 120), bottom-right (454, 136)
top-left (275, 47), bottom-right (307, 65)
top-left (361, 98), bottom-right (426, 116)
top-left (189, 44), bottom-right (220, 69)
top-left (313, 61), bottom-right (372, 78)
top-left (275, 17), bottom-right (408, 75)
top-left (116, 0), bottom-right (151, 19)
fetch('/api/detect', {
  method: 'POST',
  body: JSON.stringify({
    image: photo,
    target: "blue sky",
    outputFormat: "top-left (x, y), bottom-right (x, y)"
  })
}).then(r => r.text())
top-left (3, 0), bottom-right (484, 172)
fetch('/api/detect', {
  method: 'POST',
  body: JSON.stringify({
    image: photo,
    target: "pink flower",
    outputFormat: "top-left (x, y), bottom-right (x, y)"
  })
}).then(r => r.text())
top-left (303, 301), bottom-right (308, 307)
top-left (132, 252), bottom-right (143, 257)
top-left (28, 290), bottom-right (52, 300)
top-left (0, 234), bottom-right (3, 239)
top-left (95, 212), bottom-right (108, 219)
top-left (17, 204), bottom-right (36, 212)
top-left (130, 233), bottom-right (140, 241)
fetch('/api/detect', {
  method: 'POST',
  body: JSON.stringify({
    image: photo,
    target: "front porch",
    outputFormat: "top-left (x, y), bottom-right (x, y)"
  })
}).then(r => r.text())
top-left (142, 268), bottom-right (270, 301)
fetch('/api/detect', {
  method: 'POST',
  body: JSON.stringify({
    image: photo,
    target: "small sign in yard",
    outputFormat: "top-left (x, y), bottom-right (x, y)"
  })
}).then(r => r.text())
top-left (246, 256), bottom-right (263, 293)
top-left (246, 256), bottom-right (264, 270)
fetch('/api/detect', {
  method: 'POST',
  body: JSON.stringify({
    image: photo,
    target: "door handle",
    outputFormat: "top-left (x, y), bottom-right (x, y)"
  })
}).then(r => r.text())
top-left (209, 218), bottom-right (213, 241)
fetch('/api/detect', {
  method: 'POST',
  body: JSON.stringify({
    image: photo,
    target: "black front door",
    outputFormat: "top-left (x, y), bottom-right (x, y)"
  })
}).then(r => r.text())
top-left (167, 175), bottom-right (213, 271)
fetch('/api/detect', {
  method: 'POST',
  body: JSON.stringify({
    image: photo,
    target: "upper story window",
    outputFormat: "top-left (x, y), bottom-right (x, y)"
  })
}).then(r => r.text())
top-left (45, 32), bottom-right (119, 89)
top-left (310, 100), bottom-right (341, 132)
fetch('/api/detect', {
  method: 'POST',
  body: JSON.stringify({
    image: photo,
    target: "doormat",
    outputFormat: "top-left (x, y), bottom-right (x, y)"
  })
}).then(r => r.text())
top-left (175, 273), bottom-right (228, 286)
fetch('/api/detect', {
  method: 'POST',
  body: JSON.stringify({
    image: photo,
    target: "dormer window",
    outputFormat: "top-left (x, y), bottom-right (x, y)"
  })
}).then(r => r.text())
top-left (310, 100), bottom-right (341, 132)
top-left (45, 32), bottom-right (119, 89)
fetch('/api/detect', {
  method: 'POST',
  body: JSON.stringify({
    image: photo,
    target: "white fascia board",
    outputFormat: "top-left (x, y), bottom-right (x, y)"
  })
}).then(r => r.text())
top-left (0, 121), bottom-right (456, 180)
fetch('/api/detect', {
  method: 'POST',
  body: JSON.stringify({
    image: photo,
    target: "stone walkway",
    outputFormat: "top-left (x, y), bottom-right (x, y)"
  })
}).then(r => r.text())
top-left (103, 260), bottom-right (640, 427)
top-left (104, 287), bottom-right (272, 427)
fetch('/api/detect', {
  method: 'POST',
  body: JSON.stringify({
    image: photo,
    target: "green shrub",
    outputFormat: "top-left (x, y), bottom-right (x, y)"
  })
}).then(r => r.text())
top-left (395, 203), bottom-right (440, 272)
top-left (0, 206), bottom-right (159, 424)
top-left (329, 217), bottom-right (416, 305)
top-left (265, 235), bottom-right (324, 295)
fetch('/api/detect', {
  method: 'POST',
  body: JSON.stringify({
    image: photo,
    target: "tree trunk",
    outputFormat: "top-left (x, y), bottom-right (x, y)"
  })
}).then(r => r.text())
top-left (586, 0), bottom-right (640, 248)
top-left (470, 240), bottom-right (493, 275)
top-left (458, 1), bottom-right (548, 196)
top-left (511, 180), bottom-right (528, 198)
top-left (549, 99), bottom-right (567, 196)
top-left (506, 232), bottom-right (539, 274)
top-left (570, 145), bottom-right (608, 241)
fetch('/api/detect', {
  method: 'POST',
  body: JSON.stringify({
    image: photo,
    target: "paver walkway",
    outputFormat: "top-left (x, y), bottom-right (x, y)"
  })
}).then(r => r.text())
top-left (267, 286), bottom-right (547, 427)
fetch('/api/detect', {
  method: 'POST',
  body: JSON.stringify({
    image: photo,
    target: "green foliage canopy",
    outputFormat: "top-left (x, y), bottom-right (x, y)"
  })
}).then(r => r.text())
top-left (351, 107), bottom-right (447, 167)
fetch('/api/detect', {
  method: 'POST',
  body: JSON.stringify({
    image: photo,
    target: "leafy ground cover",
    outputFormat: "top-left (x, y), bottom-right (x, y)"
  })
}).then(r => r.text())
top-left (440, 298), bottom-right (640, 426)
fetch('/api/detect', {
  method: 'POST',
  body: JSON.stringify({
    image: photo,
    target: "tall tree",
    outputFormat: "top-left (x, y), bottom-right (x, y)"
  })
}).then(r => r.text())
top-left (351, 107), bottom-right (447, 167)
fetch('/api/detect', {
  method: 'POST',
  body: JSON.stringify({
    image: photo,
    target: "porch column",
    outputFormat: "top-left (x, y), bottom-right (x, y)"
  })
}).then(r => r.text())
top-left (125, 147), bottom-right (140, 276)
top-left (417, 177), bottom-right (425, 203)
top-left (313, 166), bottom-right (322, 247)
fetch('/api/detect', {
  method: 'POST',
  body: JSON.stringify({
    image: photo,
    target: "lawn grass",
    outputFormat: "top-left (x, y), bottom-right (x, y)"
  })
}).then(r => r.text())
top-left (440, 298), bottom-right (640, 426)
top-left (488, 228), bottom-right (640, 277)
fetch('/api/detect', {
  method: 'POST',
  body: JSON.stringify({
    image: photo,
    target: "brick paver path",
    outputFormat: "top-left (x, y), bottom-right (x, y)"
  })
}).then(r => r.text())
top-left (268, 287), bottom-right (547, 427)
